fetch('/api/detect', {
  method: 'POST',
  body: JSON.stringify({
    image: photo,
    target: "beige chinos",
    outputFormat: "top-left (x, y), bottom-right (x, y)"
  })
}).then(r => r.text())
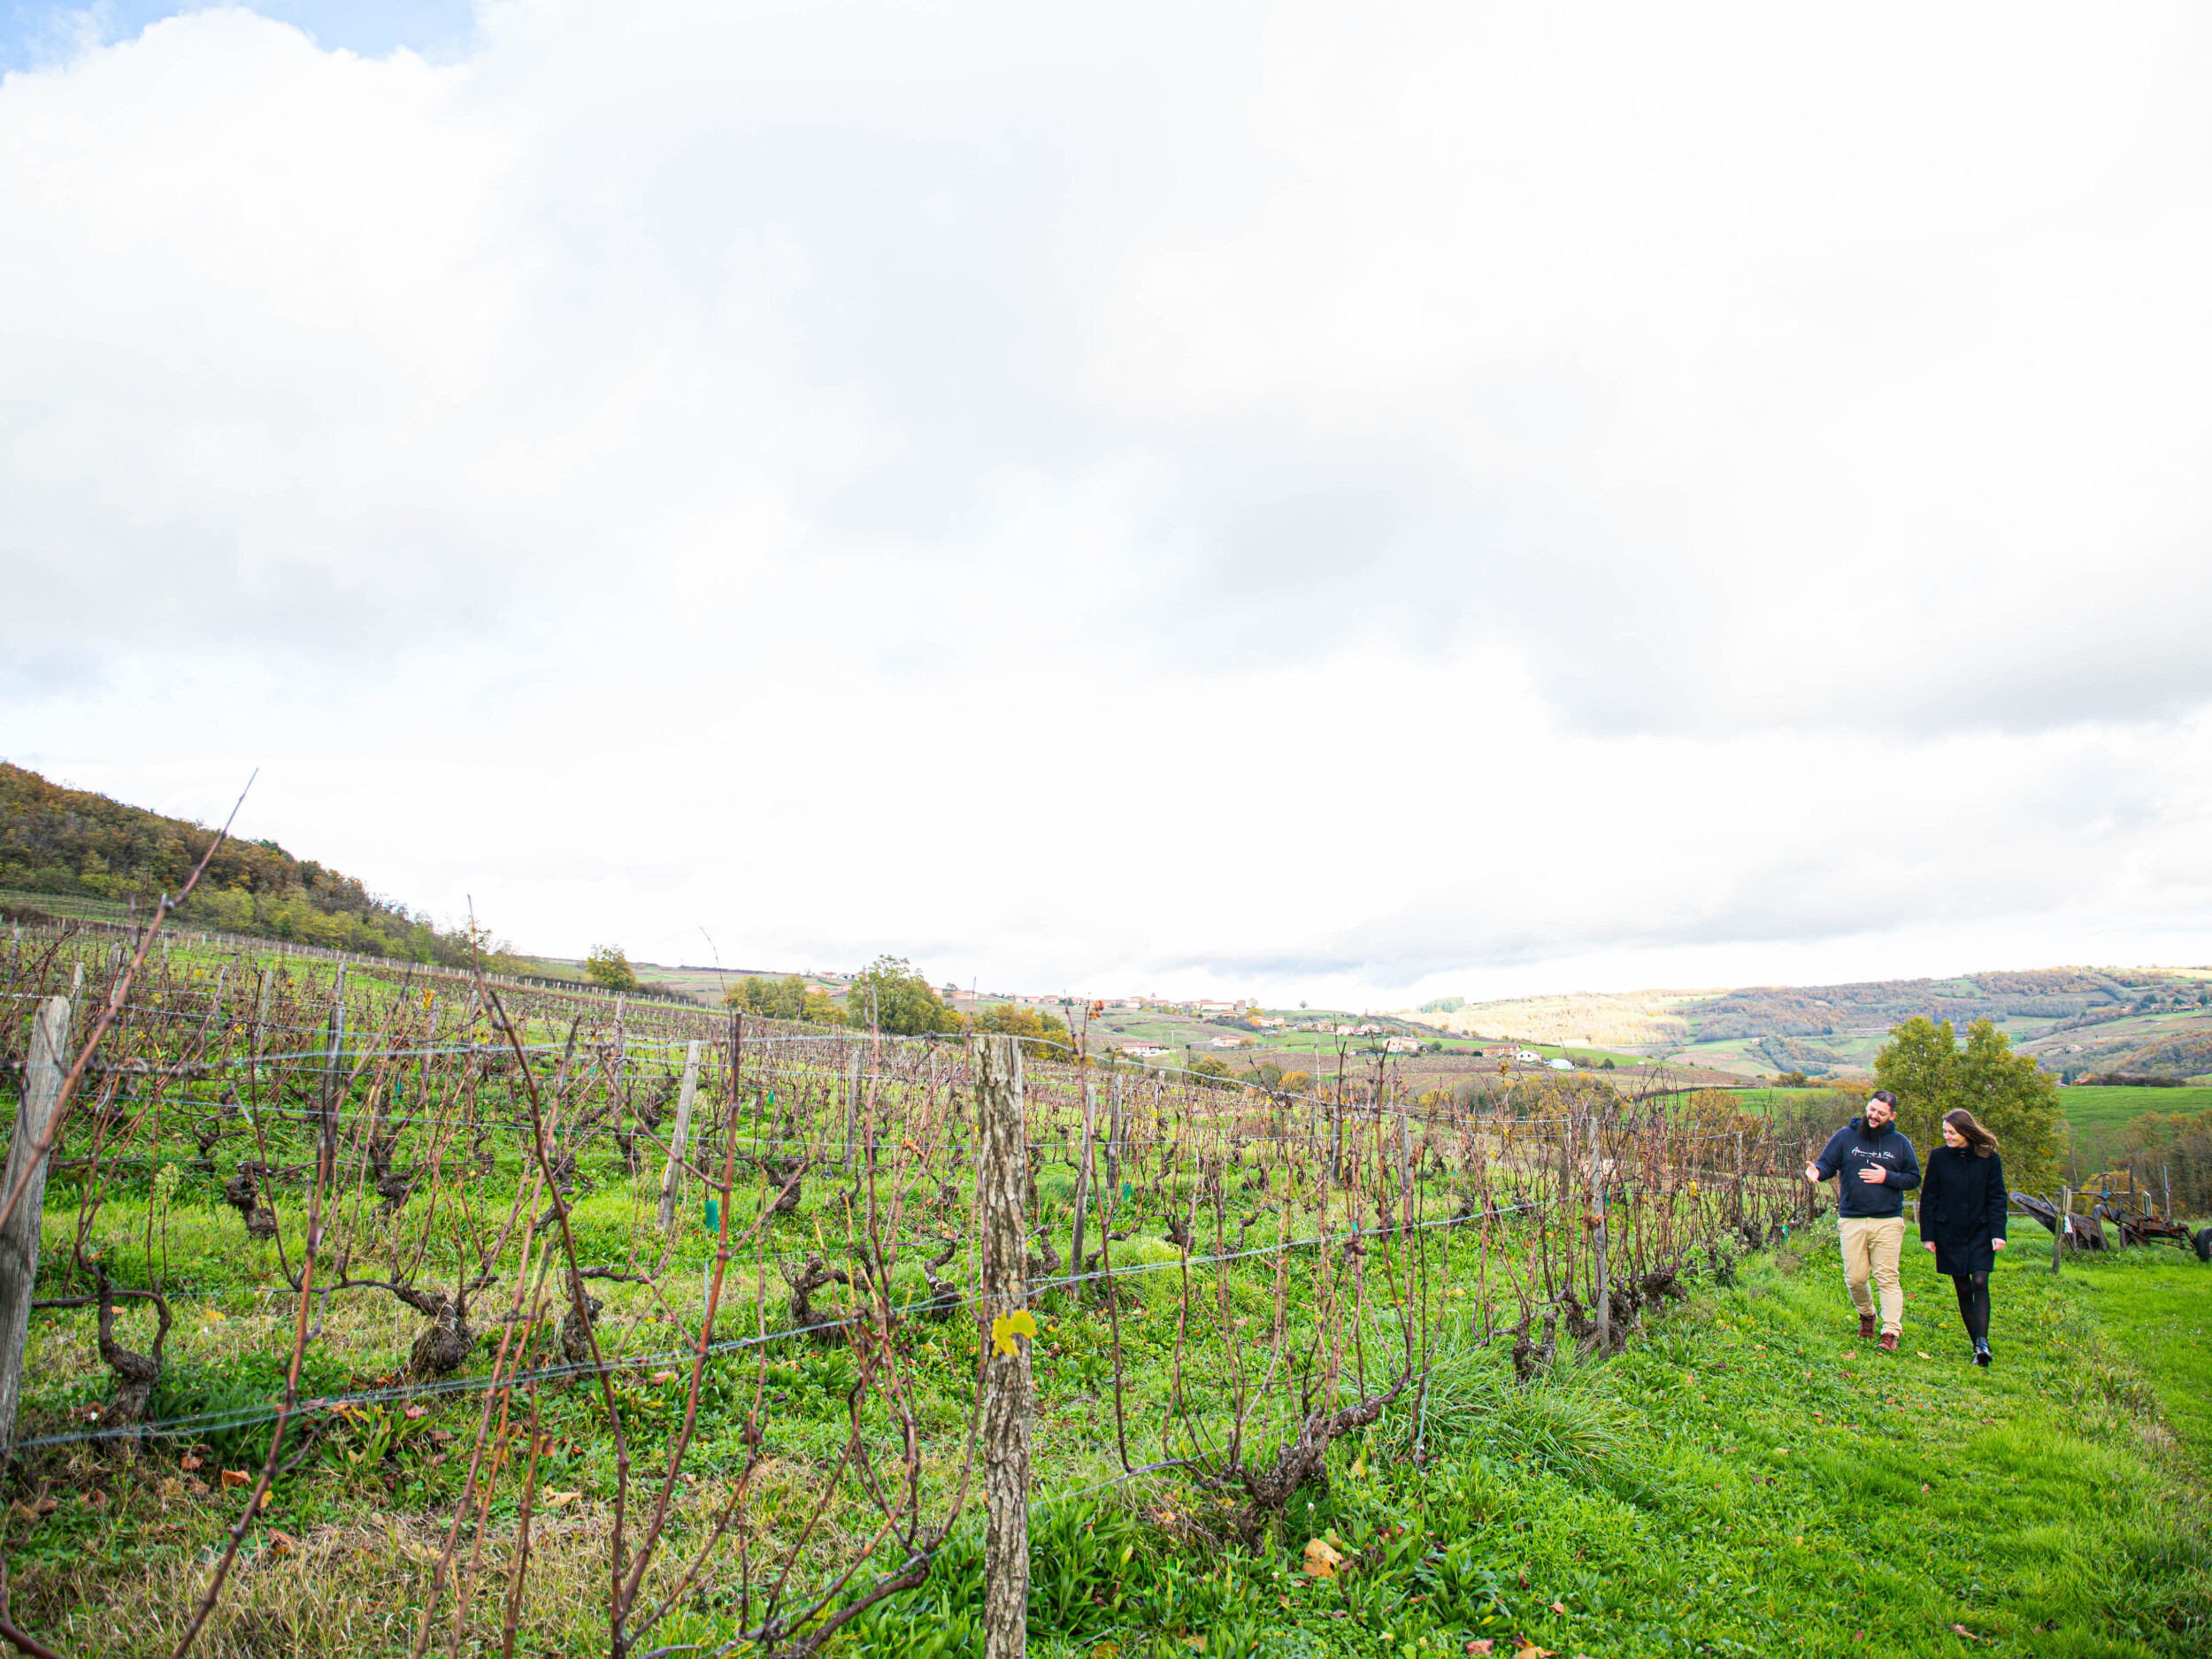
top-left (1839, 1215), bottom-right (1906, 1336)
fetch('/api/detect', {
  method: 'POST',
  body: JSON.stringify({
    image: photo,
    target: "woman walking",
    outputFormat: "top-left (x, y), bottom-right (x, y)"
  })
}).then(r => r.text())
top-left (1919, 1109), bottom-right (2008, 1365)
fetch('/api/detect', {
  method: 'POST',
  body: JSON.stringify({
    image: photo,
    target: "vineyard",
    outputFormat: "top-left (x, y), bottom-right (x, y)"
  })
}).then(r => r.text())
top-left (0, 907), bottom-right (1820, 1658)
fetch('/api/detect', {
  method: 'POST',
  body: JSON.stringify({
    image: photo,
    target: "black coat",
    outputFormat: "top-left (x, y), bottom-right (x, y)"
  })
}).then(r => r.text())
top-left (1918, 1144), bottom-right (2008, 1276)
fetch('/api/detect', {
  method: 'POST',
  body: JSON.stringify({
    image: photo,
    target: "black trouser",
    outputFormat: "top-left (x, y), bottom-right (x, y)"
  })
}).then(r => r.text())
top-left (1950, 1271), bottom-right (1990, 1346)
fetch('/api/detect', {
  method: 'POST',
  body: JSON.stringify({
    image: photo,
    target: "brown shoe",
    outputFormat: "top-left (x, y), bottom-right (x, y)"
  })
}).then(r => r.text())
top-left (1859, 1314), bottom-right (1877, 1340)
top-left (1878, 1333), bottom-right (1899, 1353)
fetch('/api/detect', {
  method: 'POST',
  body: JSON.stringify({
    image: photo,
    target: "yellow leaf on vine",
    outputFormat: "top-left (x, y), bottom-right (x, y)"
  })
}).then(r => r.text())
top-left (990, 1310), bottom-right (1039, 1356)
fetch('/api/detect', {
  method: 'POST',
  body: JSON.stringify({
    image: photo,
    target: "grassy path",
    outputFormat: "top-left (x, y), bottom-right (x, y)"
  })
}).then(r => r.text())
top-left (2055, 1249), bottom-right (2212, 1479)
top-left (846, 1226), bottom-right (2212, 1659)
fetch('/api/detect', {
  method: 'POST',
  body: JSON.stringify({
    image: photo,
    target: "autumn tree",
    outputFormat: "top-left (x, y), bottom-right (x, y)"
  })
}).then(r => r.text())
top-left (726, 972), bottom-right (846, 1025)
top-left (848, 956), bottom-right (960, 1036)
top-left (972, 1001), bottom-right (1071, 1056)
top-left (1874, 1018), bottom-right (2062, 1191)
top-left (585, 944), bottom-right (638, 993)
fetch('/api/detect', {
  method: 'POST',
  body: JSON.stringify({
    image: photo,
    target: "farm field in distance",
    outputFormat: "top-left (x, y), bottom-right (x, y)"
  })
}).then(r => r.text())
top-left (1410, 971), bottom-right (2212, 1086)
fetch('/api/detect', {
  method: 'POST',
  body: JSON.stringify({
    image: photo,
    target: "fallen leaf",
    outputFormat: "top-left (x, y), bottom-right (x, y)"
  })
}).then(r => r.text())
top-left (543, 1489), bottom-right (582, 1508)
top-left (257, 1488), bottom-right (273, 1509)
top-left (219, 1470), bottom-right (250, 1490)
top-left (1302, 1538), bottom-right (1343, 1579)
top-left (1917, 1351), bottom-right (1932, 1361)
top-left (1465, 1644), bottom-right (1494, 1657)
top-left (179, 1453), bottom-right (204, 1472)
top-left (1514, 1643), bottom-right (1555, 1659)
top-left (1920, 1483), bottom-right (1930, 1494)
top-left (1951, 1626), bottom-right (1982, 1642)
top-left (1550, 1599), bottom-right (1568, 1614)
top-left (265, 1529), bottom-right (297, 1556)
top-left (650, 1371), bottom-right (678, 1384)
top-left (1182, 1638), bottom-right (1207, 1654)
top-left (404, 1403), bottom-right (430, 1419)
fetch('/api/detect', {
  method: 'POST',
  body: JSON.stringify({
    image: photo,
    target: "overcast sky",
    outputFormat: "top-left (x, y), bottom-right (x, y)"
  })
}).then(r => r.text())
top-left (4, 1), bottom-right (2209, 1007)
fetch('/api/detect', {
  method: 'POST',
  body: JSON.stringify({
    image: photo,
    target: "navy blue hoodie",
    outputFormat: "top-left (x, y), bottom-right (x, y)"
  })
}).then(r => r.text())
top-left (1812, 1118), bottom-right (1921, 1218)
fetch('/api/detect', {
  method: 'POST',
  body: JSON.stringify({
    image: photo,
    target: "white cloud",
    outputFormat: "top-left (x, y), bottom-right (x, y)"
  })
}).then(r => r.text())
top-left (4, 0), bottom-right (2210, 1001)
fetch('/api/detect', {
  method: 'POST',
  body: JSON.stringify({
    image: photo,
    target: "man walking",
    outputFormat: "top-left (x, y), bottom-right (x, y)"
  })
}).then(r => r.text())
top-left (1805, 1089), bottom-right (1921, 1352)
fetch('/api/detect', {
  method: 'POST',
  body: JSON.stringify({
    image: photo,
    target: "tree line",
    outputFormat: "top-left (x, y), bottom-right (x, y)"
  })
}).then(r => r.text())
top-left (583, 949), bottom-right (1079, 1052)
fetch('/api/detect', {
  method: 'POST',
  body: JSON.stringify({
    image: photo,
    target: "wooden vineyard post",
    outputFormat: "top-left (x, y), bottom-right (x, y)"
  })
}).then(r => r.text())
top-left (1396, 1100), bottom-right (1412, 1225)
top-left (975, 1035), bottom-right (1032, 1659)
top-left (0, 996), bottom-right (68, 1456)
top-left (844, 1052), bottom-right (860, 1172)
top-left (1069, 1079), bottom-right (1097, 1295)
top-left (2052, 1186), bottom-right (2070, 1275)
top-left (1734, 1130), bottom-right (1745, 1226)
top-left (657, 1041), bottom-right (703, 1233)
top-left (1106, 1078), bottom-right (1125, 1208)
top-left (1582, 1111), bottom-right (1609, 1351)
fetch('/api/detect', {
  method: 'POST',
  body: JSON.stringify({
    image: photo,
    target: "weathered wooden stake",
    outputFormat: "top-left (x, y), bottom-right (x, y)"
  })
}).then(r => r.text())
top-left (1106, 1078), bottom-right (1124, 1204)
top-left (976, 1035), bottom-right (1031, 1659)
top-left (657, 1041), bottom-right (703, 1233)
top-left (844, 1052), bottom-right (861, 1172)
top-left (1592, 1135), bottom-right (1610, 1352)
top-left (1070, 1079), bottom-right (1097, 1291)
top-left (0, 997), bottom-right (69, 1457)
top-left (2052, 1185), bottom-right (2070, 1275)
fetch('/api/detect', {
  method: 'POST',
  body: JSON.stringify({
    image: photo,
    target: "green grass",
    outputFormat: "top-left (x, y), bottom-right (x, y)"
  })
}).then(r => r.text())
top-left (826, 1231), bottom-right (2212, 1659)
top-left (2058, 1087), bottom-right (2212, 1140)
top-left (2059, 1248), bottom-right (2212, 1477)
top-left (15, 1204), bottom-right (2212, 1655)
top-left (1732, 1087), bottom-right (1841, 1113)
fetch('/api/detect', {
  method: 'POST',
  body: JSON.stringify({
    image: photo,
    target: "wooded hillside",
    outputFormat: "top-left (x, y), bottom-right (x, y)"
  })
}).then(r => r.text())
top-left (0, 763), bottom-right (510, 967)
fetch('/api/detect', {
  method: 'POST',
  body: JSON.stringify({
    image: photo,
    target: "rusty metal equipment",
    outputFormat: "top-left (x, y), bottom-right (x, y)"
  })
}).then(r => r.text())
top-left (2015, 1185), bottom-right (2207, 1257)
top-left (2010, 1190), bottom-right (2107, 1250)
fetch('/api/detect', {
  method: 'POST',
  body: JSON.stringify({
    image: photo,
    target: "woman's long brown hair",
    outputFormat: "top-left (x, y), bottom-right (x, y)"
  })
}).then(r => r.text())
top-left (1943, 1108), bottom-right (2000, 1157)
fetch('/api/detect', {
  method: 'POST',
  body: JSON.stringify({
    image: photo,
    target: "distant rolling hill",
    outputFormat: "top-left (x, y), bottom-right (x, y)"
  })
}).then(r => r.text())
top-left (1407, 968), bottom-right (2212, 1083)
